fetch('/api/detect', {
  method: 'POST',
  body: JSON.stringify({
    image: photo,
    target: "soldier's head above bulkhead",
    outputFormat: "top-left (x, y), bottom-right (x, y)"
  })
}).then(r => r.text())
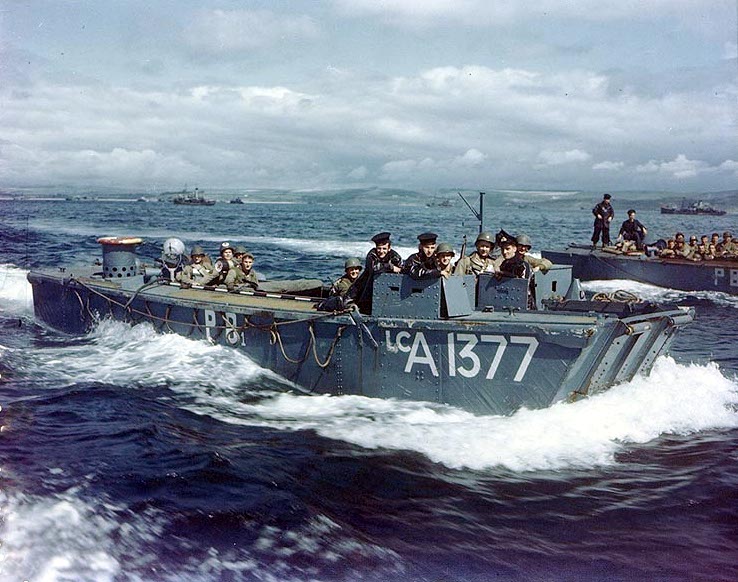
top-left (500, 239), bottom-right (517, 260)
top-left (344, 257), bottom-right (363, 281)
top-left (233, 245), bottom-right (248, 261)
top-left (372, 232), bottom-right (392, 258)
top-left (417, 232), bottom-right (438, 258)
top-left (603, 193), bottom-right (612, 205)
top-left (434, 243), bottom-right (455, 270)
top-left (219, 241), bottom-right (234, 260)
top-left (515, 234), bottom-right (532, 256)
top-left (475, 231), bottom-right (494, 258)
top-left (190, 245), bottom-right (206, 263)
top-left (675, 232), bottom-right (685, 243)
top-left (240, 251), bottom-right (254, 272)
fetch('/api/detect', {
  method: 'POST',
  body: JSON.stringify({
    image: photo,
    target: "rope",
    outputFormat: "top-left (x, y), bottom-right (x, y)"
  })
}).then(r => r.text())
top-left (67, 276), bottom-right (350, 368)
top-left (309, 323), bottom-right (345, 368)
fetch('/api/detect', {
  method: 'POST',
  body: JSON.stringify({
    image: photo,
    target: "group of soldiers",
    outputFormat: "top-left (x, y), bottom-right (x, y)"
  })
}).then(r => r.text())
top-left (330, 230), bottom-right (553, 307)
top-left (174, 241), bottom-right (259, 291)
top-left (657, 231), bottom-right (737, 261)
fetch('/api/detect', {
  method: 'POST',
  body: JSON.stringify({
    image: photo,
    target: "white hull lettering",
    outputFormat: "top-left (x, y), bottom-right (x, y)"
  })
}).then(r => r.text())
top-left (387, 331), bottom-right (539, 382)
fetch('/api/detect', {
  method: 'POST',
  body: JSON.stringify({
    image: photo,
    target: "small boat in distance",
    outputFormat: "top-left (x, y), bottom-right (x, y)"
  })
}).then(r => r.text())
top-left (660, 198), bottom-right (726, 216)
top-left (229, 197), bottom-right (245, 204)
top-left (172, 187), bottom-right (216, 206)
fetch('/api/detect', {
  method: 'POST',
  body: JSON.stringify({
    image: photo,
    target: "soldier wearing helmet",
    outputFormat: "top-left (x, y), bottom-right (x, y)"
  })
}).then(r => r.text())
top-left (434, 243), bottom-right (456, 279)
top-left (234, 251), bottom-right (259, 290)
top-left (453, 231), bottom-right (496, 276)
top-left (202, 241), bottom-right (240, 290)
top-left (233, 245), bottom-right (249, 263)
top-left (718, 232), bottom-right (737, 256)
top-left (179, 244), bottom-right (214, 288)
top-left (515, 233), bottom-right (553, 274)
top-left (330, 257), bottom-right (363, 297)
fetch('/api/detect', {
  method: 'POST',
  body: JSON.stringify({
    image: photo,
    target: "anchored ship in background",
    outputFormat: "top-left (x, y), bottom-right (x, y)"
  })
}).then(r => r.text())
top-left (27, 224), bottom-right (693, 416)
top-left (660, 199), bottom-right (727, 216)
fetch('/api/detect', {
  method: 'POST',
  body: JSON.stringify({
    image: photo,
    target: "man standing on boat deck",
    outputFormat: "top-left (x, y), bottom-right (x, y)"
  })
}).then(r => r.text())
top-left (403, 232), bottom-right (440, 279)
top-left (591, 193), bottom-right (614, 249)
top-left (453, 231), bottom-right (496, 275)
top-left (618, 209), bottom-right (648, 250)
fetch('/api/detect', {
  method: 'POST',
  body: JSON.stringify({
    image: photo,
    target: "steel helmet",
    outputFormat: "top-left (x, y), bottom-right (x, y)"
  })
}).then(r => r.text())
top-left (475, 231), bottom-right (494, 244)
top-left (162, 238), bottom-right (185, 256)
top-left (344, 257), bottom-right (363, 270)
top-left (190, 245), bottom-right (205, 256)
top-left (436, 243), bottom-right (455, 256)
top-left (516, 234), bottom-right (532, 247)
top-left (219, 241), bottom-right (232, 255)
top-left (234, 245), bottom-right (248, 255)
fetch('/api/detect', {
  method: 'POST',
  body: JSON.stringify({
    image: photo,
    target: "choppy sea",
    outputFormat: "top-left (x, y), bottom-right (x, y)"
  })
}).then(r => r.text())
top-left (1, 194), bottom-right (737, 581)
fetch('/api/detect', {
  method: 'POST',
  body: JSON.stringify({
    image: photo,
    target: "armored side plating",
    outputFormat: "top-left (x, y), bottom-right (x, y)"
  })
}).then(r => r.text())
top-left (27, 238), bottom-right (694, 416)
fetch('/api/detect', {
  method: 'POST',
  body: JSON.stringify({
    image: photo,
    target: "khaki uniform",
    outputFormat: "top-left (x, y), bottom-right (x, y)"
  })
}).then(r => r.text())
top-left (330, 275), bottom-right (356, 297)
top-left (233, 267), bottom-right (259, 289)
top-left (681, 246), bottom-right (701, 261)
top-left (718, 241), bottom-right (738, 255)
top-left (523, 254), bottom-right (553, 273)
top-left (180, 262), bottom-right (213, 287)
top-left (453, 251), bottom-right (496, 276)
top-left (202, 259), bottom-right (239, 288)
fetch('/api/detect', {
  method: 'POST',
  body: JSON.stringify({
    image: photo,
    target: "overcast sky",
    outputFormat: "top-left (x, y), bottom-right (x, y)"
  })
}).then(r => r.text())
top-left (1, 0), bottom-right (736, 192)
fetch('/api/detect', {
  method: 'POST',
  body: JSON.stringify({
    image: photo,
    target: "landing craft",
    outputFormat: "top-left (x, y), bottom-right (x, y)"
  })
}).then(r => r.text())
top-left (26, 235), bottom-right (693, 416)
top-left (543, 244), bottom-right (738, 295)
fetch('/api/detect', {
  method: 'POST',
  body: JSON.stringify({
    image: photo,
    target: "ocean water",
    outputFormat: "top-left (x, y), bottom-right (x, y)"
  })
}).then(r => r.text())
top-left (1, 194), bottom-right (737, 581)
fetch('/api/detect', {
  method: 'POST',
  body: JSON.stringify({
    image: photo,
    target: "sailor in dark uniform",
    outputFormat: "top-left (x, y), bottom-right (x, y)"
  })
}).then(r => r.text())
top-left (591, 193), bottom-right (614, 248)
top-left (402, 232), bottom-right (440, 279)
top-left (365, 232), bottom-right (403, 274)
top-left (348, 232), bottom-right (403, 311)
top-left (618, 209), bottom-right (648, 250)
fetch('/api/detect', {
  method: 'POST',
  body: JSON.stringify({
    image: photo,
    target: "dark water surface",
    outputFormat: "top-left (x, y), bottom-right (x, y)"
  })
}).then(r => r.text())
top-left (1, 195), bottom-right (737, 581)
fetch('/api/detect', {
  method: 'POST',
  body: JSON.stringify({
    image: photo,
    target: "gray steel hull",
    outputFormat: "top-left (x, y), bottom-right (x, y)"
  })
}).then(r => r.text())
top-left (27, 268), bottom-right (692, 416)
top-left (542, 246), bottom-right (738, 295)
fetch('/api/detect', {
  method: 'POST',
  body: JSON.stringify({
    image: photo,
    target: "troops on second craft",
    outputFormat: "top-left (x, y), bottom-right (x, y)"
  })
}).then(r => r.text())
top-left (453, 231), bottom-right (496, 276)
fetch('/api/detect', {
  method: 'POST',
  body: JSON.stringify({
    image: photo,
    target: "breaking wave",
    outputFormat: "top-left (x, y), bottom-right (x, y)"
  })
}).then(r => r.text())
top-left (17, 320), bottom-right (738, 474)
top-left (583, 278), bottom-right (738, 308)
top-left (0, 264), bottom-right (33, 315)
